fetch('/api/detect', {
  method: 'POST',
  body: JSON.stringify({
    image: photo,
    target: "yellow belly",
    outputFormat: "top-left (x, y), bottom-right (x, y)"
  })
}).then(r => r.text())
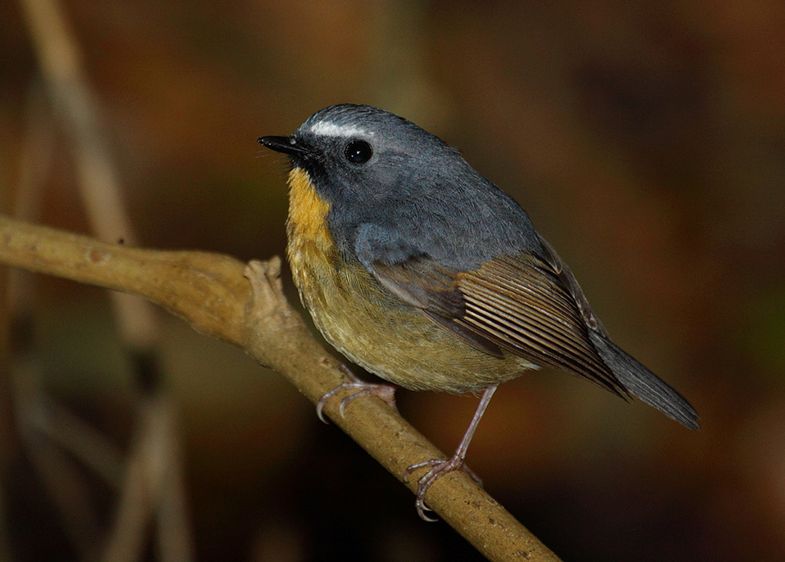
top-left (285, 168), bottom-right (533, 393)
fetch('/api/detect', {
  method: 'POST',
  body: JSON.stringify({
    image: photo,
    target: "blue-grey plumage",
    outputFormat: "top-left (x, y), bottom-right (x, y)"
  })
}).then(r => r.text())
top-left (259, 103), bottom-right (698, 519)
top-left (261, 103), bottom-right (697, 429)
top-left (296, 105), bottom-right (543, 269)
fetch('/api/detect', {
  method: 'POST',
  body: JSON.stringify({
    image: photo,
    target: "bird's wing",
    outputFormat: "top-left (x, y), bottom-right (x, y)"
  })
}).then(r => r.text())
top-left (535, 236), bottom-right (699, 428)
top-left (359, 231), bottom-right (627, 397)
top-left (534, 233), bottom-right (608, 336)
top-left (368, 255), bottom-right (507, 358)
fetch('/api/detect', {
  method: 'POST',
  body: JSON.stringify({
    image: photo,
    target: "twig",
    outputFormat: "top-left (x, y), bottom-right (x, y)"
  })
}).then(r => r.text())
top-left (153, 404), bottom-right (192, 562)
top-left (18, 0), bottom-right (135, 242)
top-left (101, 396), bottom-right (169, 562)
top-left (0, 215), bottom-right (560, 561)
top-left (13, 361), bottom-right (100, 561)
top-left (9, 104), bottom-right (103, 553)
top-left (31, 400), bottom-right (124, 487)
top-left (18, 1), bottom-right (194, 559)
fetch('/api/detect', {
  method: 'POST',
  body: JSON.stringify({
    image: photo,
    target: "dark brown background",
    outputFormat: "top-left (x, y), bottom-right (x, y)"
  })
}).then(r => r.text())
top-left (2, 1), bottom-right (784, 560)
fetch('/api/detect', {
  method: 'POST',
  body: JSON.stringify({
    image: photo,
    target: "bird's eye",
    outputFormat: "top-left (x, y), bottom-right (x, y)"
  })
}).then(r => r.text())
top-left (344, 139), bottom-right (373, 164)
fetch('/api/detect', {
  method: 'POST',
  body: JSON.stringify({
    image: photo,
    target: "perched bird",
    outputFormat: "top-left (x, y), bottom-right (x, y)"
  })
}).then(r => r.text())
top-left (259, 104), bottom-right (699, 520)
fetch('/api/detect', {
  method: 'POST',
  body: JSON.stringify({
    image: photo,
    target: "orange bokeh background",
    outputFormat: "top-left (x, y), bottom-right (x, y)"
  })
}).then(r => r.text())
top-left (2, 1), bottom-right (784, 560)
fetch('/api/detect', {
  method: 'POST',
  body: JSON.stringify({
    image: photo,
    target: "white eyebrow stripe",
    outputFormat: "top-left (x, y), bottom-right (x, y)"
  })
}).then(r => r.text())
top-left (309, 121), bottom-right (373, 138)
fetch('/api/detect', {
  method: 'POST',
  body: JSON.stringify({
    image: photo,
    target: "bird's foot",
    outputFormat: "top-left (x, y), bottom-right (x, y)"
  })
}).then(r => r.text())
top-left (316, 364), bottom-right (397, 423)
top-left (404, 455), bottom-right (482, 522)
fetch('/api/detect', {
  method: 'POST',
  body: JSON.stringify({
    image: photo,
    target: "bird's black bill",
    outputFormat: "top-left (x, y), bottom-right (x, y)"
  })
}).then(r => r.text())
top-left (258, 135), bottom-right (310, 157)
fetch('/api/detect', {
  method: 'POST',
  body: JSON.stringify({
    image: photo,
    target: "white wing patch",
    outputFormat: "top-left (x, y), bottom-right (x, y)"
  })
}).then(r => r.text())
top-left (309, 121), bottom-right (373, 138)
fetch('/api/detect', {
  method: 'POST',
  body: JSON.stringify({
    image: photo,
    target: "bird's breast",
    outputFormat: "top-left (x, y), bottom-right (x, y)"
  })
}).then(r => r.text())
top-left (284, 167), bottom-right (529, 393)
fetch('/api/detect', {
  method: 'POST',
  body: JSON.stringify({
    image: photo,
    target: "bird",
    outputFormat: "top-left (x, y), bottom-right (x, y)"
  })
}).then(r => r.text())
top-left (258, 103), bottom-right (699, 520)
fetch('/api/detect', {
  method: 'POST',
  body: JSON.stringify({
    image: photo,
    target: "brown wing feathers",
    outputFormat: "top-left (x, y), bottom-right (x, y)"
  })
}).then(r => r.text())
top-left (370, 253), bottom-right (628, 397)
top-left (373, 258), bottom-right (505, 356)
top-left (456, 256), bottom-right (627, 396)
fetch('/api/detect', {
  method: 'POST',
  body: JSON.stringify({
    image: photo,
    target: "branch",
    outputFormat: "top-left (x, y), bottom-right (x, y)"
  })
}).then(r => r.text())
top-left (19, 0), bottom-right (193, 555)
top-left (0, 215), bottom-right (560, 561)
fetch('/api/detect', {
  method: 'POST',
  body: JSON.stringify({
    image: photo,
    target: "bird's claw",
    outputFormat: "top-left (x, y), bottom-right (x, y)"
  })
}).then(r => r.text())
top-left (315, 366), bottom-right (397, 423)
top-left (404, 456), bottom-right (482, 522)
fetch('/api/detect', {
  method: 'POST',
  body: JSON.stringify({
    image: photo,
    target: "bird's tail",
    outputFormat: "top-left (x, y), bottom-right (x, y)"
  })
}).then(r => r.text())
top-left (588, 331), bottom-right (699, 430)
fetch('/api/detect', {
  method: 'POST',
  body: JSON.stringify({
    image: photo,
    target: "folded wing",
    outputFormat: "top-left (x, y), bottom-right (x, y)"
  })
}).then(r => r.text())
top-left (371, 252), bottom-right (628, 397)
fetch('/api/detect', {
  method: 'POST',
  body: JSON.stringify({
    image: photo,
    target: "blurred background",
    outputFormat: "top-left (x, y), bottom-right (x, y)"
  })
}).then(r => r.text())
top-left (2, 1), bottom-right (785, 560)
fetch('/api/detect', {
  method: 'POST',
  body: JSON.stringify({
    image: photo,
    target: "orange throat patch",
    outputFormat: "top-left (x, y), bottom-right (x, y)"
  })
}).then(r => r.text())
top-left (286, 168), bottom-right (332, 246)
top-left (286, 165), bottom-right (336, 280)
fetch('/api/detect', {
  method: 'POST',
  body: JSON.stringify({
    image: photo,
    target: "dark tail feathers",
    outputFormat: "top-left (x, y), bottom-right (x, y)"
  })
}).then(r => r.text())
top-left (589, 331), bottom-right (699, 430)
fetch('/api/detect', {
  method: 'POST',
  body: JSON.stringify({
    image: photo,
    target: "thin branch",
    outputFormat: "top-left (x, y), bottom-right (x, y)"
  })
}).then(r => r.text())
top-left (19, 0), bottom-right (194, 557)
top-left (18, 0), bottom-right (135, 242)
top-left (31, 400), bottom-right (124, 487)
top-left (6, 84), bottom-right (112, 562)
top-left (102, 396), bottom-right (170, 562)
top-left (13, 361), bottom-right (100, 561)
top-left (153, 404), bottom-right (192, 562)
top-left (0, 215), bottom-right (560, 561)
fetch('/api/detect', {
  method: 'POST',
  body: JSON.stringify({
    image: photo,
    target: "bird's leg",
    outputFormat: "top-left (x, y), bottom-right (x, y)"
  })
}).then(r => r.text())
top-left (404, 384), bottom-right (498, 521)
top-left (316, 363), bottom-right (397, 423)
